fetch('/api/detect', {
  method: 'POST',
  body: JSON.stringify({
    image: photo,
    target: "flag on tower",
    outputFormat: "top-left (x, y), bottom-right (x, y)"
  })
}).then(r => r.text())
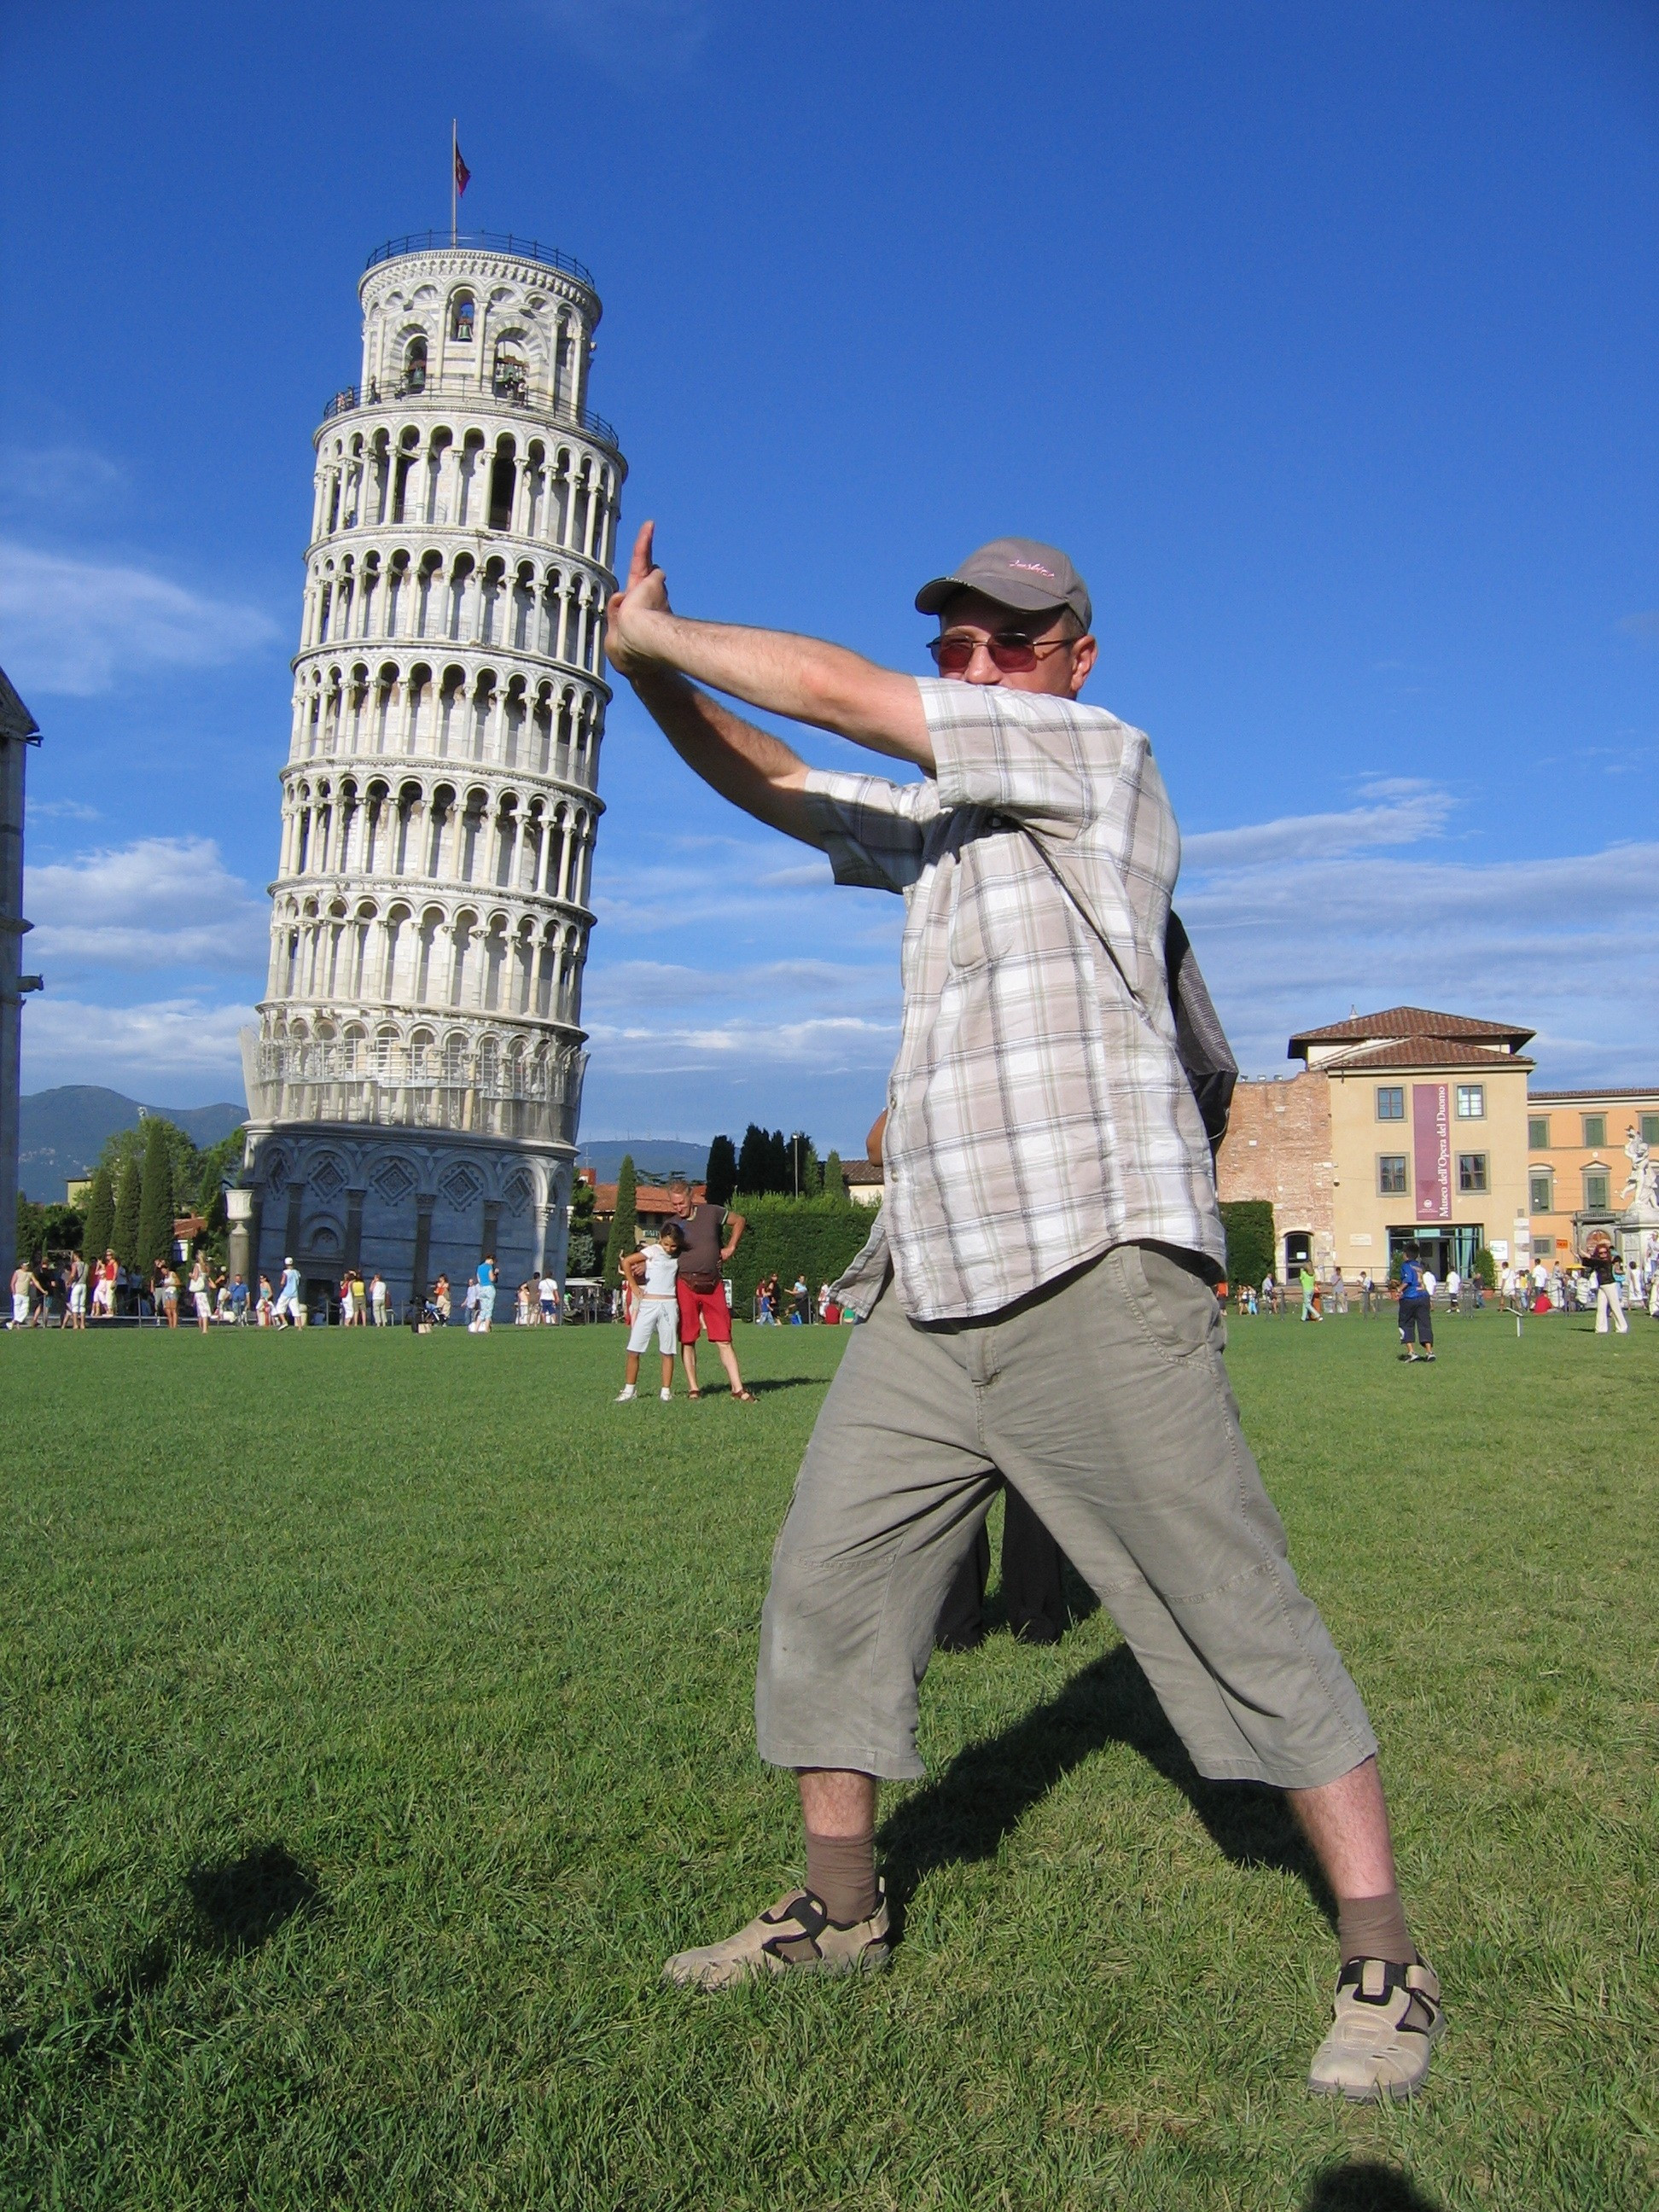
top-left (455, 139), bottom-right (471, 197)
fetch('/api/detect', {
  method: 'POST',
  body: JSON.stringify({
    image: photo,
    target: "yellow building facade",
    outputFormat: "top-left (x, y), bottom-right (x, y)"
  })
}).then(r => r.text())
top-left (1523, 1087), bottom-right (1659, 1262)
top-left (1220, 1007), bottom-right (1537, 1280)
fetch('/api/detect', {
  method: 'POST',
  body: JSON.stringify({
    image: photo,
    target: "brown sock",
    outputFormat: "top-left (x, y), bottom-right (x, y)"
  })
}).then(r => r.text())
top-left (1336, 1890), bottom-right (1415, 1966)
top-left (804, 1830), bottom-right (878, 1926)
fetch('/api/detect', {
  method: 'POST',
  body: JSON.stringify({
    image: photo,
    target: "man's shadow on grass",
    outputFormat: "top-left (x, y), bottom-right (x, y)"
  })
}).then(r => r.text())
top-left (877, 1643), bottom-right (1334, 1930)
top-left (3, 1842), bottom-right (321, 2067)
top-left (1302, 2163), bottom-right (1444, 2211)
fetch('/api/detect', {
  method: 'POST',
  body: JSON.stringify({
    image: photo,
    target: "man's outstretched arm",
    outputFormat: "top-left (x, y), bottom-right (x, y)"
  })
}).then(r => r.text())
top-left (607, 521), bottom-right (934, 773)
top-left (627, 667), bottom-right (824, 846)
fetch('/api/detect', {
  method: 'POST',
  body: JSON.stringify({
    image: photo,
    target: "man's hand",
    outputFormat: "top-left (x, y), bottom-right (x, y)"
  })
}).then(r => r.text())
top-left (599, 518), bottom-right (931, 768)
top-left (604, 520), bottom-right (672, 679)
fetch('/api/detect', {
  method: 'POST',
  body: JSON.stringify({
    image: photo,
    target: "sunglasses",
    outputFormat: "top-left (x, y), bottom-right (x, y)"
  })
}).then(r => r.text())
top-left (927, 628), bottom-right (1075, 676)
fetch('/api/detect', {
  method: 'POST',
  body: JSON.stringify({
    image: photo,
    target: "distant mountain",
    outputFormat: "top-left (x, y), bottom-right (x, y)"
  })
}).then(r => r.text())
top-left (20, 1087), bottom-right (247, 1202)
top-left (572, 1138), bottom-right (711, 1185)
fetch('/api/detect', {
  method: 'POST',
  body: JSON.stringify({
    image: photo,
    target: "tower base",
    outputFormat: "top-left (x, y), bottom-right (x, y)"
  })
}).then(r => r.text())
top-left (242, 1120), bottom-right (571, 1318)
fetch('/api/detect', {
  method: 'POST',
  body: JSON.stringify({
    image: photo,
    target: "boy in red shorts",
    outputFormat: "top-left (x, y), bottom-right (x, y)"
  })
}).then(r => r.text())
top-left (667, 1178), bottom-right (755, 1400)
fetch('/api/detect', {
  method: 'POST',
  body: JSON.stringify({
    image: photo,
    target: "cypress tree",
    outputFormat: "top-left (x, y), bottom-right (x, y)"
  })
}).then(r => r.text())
top-left (84, 1164), bottom-right (115, 1261)
top-left (705, 1133), bottom-right (738, 1207)
top-left (735, 1123), bottom-right (769, 1196)
top-left (112, 1157), bottom-right (143, 1269)
top-left (603, 1154), bottom-right (638, 1289)
top-left (765, 1128), bottom-right (789, 1194)
top-left (824, 1149), bottom-right (844, 1201)
top-left (136, 1116), bottom-right (175, 1273)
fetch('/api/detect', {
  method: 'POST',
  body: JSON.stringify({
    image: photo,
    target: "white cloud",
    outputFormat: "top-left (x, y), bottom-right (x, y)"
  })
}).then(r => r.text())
top-left (26, 836), bottom-right (270, 975)
top-left (28, 797), bottom-right (101, 821)
top-left (1184, 782), bottom-right (1455, 867)
top-left (1178, 789), bottom-right (1659, 1084)
top-left (0, 540), bottom-right (279, 696)
top-left (20, 994), bottom-right (253, 1094)
top-left (0, 445), bottom-right (126, 515)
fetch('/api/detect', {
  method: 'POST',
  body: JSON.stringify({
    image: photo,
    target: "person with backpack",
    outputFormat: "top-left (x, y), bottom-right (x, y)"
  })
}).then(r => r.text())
top-left (1396, 1243), bottom-right (1435, 1365)
top-left (607, 523), bottom-right (1438, 2102)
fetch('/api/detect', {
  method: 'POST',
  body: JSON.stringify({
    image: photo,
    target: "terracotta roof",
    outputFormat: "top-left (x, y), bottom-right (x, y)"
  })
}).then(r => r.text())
top-left (841, 1160), bottom-right (884, 1185)
top-left (1289, 1006), bottom-right (1534, 1055)
top-left (1323, 1041), bottom-right (1534, 1073)
top-left (591, 1182), bottom-right (705, 1215)
top-left (1528, 1086), bottom-right (1659, 1103)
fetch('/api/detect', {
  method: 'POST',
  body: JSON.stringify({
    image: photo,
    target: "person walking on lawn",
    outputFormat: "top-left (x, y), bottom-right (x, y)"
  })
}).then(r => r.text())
top-left (1396, 1243), bottom-right (1435, 1364)
top-left (605, 522), bottom-right (1441, 2103)
top-left (1582, 1233), bottom-right (1628, 1335)
top-left (666, 1177), bottom-right (755, 1400)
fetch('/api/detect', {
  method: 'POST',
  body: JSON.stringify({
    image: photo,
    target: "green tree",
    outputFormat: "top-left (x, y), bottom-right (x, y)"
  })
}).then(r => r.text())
top-left (735, 1124), bottom-right (771, 1196)
top-left (16, 1195), bottom-right (47, 1265)
top-left (568, 1175), bottom-right (599, 1276)
top-left (1218, 1200), bottom-right (1275, 1290)
top-left (824, 1149), bottom-right (844, 1201)
top-left (112, 1157), bottom-right (143, 1269)
top-left (1473, 1245), bottom-right (1498, 1289)
top-left (705, 1133), bottom-right (738, 1207)
top-left (136, 1115), bottom-right (175, 1273)
top-left (42, 1202), bottom-right (84, 1254)
top-left (97, 1115), bottom-right (203, 1202)
top-left (194, 1127), bottom-right (247, 1243)
top-left (83, 1164), bottom-right (115, 1261)
top-left (603, 1155), bottom-right (638, 1289)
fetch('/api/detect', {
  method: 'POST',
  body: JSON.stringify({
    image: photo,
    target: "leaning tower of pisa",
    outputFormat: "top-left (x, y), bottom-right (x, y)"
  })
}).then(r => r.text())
top-left (239, 230), bottom-right (624, 1309)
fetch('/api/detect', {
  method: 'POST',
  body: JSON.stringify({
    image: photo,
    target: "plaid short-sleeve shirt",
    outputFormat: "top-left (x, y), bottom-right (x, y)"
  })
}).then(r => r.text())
top-left (804, 678), bottom-right (1225, 1323)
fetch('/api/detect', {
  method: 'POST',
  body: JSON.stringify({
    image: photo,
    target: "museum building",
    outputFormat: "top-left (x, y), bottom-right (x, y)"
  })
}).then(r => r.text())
top-left (1216, 1005), bottom-right (1659, 1279)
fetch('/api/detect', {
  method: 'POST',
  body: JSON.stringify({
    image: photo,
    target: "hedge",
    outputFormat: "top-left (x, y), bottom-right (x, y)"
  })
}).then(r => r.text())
top-left (1219, 1199), bottom-right (1276, 1289)
top-left (725, 1193), bottom-right (878, 1313)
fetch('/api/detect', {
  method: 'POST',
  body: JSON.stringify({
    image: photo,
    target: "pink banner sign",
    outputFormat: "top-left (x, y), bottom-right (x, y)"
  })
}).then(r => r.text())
top-left (1413, 1082), bottom-right (1450, 1221)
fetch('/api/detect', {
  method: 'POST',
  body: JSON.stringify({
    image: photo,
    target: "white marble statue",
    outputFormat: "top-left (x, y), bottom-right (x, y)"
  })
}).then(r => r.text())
top-left (1621, 1124), bottom-right (1659, 1212)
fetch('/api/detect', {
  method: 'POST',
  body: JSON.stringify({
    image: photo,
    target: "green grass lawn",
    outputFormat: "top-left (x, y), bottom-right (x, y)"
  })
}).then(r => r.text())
top-left (2, 1307), bottom-right (1654, 2211)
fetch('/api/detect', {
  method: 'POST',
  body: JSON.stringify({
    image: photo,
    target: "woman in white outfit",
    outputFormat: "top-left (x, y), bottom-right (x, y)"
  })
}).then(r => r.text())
top-left (189, 1259), bottom-right (213, 1333)
top-left (616, 1224), bottom-right (685, 1400)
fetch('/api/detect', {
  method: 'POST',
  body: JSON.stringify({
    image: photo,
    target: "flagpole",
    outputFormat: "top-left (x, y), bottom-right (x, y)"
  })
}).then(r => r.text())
top-left (451, 119), bottom-right (457, 245)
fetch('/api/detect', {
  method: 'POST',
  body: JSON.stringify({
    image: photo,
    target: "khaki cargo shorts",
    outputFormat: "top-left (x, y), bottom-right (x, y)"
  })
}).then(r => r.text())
top-left (755, 1244), bottom-right (1377, 1790)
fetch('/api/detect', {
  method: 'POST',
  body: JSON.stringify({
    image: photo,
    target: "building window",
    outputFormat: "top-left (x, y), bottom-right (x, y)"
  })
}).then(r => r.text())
top-left (450, 294), bottom-right (474, 341)
top-left (1528, 1115), bottom-right (1550, 1150)
top-left (1455, 1084), bottom-right (1485, 1119)
top-left (1529, 1171), bottom-right (1553, 1214)
top-left (1376, 1086), bottom-right (1405, 1121)
top-left (1457, 1153), bottom-right (1488, 1194)
top-left (1378, 1155), bottom-right (1408, 1195)
top-left (401, 335), bottom-right (427, 394)
top-left (1584, 1168), bottom-right (1610, 1210)
top-left (1643, 1113), bottom-right (1659, 1147)
top-left (1582, 1114), bottom-right (1606, 1148)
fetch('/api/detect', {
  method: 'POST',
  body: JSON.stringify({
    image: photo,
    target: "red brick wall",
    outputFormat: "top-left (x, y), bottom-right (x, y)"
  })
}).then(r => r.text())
top-left (1216, 1073), bottom-right (1336, 1269)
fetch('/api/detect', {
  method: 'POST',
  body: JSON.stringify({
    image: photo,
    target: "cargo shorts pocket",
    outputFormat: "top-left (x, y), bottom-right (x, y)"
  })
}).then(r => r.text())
top-left (1112, 1244), bottom-right (1221, 1361)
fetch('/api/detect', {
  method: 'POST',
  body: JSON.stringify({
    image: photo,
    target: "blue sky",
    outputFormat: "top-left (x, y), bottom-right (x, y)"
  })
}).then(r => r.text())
top-left (3, 0), bottom-right (1656, 1147)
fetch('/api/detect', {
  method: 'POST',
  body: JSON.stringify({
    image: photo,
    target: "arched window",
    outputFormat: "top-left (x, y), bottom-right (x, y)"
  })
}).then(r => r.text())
top-left (402, 336), bottom-right (428, 394)
top-left (450, 294), bottom-right (474, 342)
top-left (492, 341), bottom-right (527, 402)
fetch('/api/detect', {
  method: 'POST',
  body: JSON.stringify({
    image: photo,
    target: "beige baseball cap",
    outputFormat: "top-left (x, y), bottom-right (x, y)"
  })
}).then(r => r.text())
top-left (915, 537), bottom-right (1091, 629)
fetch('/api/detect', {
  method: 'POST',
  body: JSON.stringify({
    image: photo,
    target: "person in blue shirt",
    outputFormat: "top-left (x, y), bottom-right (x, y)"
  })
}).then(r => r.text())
top-left (1396, 1243), bottom-right (1435, 1364)
top-left (475, 1252), bottom-right (498, 1334)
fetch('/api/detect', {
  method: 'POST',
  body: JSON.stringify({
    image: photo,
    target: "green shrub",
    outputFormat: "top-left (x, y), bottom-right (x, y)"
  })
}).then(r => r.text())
top-left (1474, 1245), bottom-right (1498, 1289)
top-left (727, 1193), bottom-right (876, 1313)
top-left (1219, 1199), bottom-right (1275, 1289)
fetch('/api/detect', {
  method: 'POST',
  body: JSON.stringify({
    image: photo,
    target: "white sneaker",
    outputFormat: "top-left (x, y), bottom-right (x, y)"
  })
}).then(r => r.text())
top-left (660, 1386), bottom-right (673, 1400)
top-left (615, 1384), bottom-right (637, 1401)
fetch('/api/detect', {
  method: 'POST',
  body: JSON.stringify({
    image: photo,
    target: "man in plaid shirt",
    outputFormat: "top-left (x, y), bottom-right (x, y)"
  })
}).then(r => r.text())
top-left (605, 527), bottom-right (1441, 2103)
